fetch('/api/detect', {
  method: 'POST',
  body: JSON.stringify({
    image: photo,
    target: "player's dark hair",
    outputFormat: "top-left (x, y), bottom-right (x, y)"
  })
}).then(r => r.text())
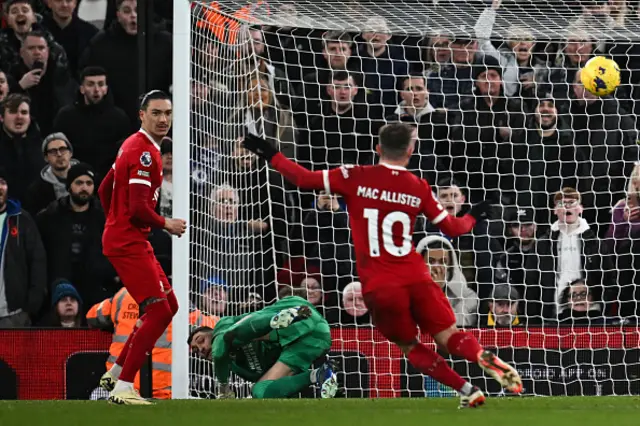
top-left (187, 326), bottom-right (214, 345)
top-left (4, 0), bottom-right (32, 13)
top-left (139, 90), bottom-right (171, 111)
top-left (1, 93), bottom-right (30, 116)
top-left (378, 122), bottom-right (414, 160)
top-left (80, 66), bottom-right (107, 83)
top-left (278, 285), bottom-right (308, 300)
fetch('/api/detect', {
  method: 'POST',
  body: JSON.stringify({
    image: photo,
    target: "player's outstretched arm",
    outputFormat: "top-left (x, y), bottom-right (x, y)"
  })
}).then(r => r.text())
top-left (98, 167), bottom-right (115, 215)
top-left (242, 134), bottom-right (326, 191)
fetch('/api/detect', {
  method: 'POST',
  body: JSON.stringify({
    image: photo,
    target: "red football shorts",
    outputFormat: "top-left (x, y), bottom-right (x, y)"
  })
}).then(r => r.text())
top-left (107, 247), bottom-right (171, 304)
top-left (363, 275), bottom-right (456, 344)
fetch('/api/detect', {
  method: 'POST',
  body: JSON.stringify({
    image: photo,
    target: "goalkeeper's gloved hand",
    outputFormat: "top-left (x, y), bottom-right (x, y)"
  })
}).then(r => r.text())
top-left (242, 133), bottom-right (278, 161)
top-left (469, 200), bottom-right (494, 222)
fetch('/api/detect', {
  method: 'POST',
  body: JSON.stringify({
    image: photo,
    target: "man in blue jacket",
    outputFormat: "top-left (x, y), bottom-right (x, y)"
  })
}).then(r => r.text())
top-left (0, 166), bottom-right (47, 327)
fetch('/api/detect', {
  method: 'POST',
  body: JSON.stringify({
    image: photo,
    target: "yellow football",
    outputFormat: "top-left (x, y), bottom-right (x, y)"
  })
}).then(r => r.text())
top-left (580, 56), bottom-right (621, 96)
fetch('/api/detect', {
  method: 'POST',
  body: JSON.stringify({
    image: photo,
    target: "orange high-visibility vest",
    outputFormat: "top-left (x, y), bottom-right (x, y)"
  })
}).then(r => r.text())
top-left (87, 288), bottom-right (218, 399)
top-left (193, 1), bottom-right (269, 44)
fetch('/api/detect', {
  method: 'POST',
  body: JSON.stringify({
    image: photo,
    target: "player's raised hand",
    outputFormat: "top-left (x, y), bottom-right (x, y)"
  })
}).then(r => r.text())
top-left (241, 133), bottom-right (278, 161)
top-left (469, 200), bottom-right (494, 222)
top-left (164, 218), bottom-right (187, 236)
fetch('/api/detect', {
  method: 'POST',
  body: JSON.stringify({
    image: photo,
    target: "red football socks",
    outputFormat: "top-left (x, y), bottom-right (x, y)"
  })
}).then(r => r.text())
top-left (446, 331), bottom-right (483, 362)
top-left (114, 321), bottom-right (141, 367)
top-left (119, 300), bottom-right (173, 383)
top-left (408, 343), bottom-right (466, 391)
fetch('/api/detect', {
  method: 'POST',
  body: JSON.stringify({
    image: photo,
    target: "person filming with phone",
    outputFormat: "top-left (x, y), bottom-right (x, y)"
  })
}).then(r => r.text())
top-left (10, 31), bottom-right (76, 135)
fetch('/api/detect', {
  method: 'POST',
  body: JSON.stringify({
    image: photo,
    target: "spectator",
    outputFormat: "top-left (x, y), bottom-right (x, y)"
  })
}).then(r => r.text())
top-left (36, 162), bottom-right (116, 312)
top-left (0, 0), bottom-right (69, 73)
top-left (493, 206), bottom-right (538, 298)
top-left (606, 164), bottom-right (640, 317)
top-left (42, 0), bottom-right (98, 77)
top-left (426, 34), bottom-right (479, 110)
top-left (235, 27), bottom-right (297, 110)
top-left (415, 177), bottom-right (494, 297)
top-left (524, 188), bottom-right (615, 322)
top-left (38, 279), bottom-right (84, 327)
top-left (299, 31), bottom-right (359, 121)
top-left (53, 65), bottom-right (129, 177)
top-left (305, 70), bottom-right (381, 169)
top-left (0, 167), bottom-right (47, 327)
top-left (199, 277), bottom-right (228, 317)
top-left (193, 184), bottom-right (270, 303)
top-left (561, 69), bottom-right (638, 234)
top-left (479, 284), bottom-right (524, 327)
top-left (302, 275), bottom-right (323, 308)
top-left (23, 132), bottom-right (76, 215)
top-left (10, 31), bottom-right (77, 135)
top-left (340, 281), bottom-right (370, 326)
top-left (358, 16), bottom-right (407, 112)
top-left (450, 55), bottom-right (527, 204)
top-left (0, 71), bottom-right (11, 102)
top-left (241, 74), bottom-right (296, 160)
top-left (0, 93), bottom-right (44, 203)
top-left (421, 33), bottom-right (452, 74)
top-left (514, 93), bottom-right (589, 225)
top-left (416, 235), bottom-right (478, 327)
top-left (302, 191), bottom-right (354, 281)
top-left (79, 0), bottom-right (172, 126)
top-left (476, 0), bottom-right (543, 98)
top-left (558, 278), bottom-right (605, 324)
top-left (262, 7), bottom-right (318, 84)
top-left (546, 27), bottom-right (594, 101)
top-left (386, 74), bottom-right (449, 183)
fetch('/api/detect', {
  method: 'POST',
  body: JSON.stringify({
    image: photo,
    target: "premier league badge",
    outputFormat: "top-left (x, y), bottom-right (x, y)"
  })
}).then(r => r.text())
top-left (140, 151), bottom-right (152, 167)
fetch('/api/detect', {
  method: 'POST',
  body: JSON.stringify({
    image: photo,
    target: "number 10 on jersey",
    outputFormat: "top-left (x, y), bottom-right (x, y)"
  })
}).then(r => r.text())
top-left (364, 208), bottom-right (412, 257)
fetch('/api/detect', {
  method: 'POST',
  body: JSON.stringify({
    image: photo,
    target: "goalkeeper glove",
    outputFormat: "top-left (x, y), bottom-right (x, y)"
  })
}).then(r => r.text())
top-left (469, 200), bottom-right (493, 222)
top-left (242, 133), bottom-right (278, 161)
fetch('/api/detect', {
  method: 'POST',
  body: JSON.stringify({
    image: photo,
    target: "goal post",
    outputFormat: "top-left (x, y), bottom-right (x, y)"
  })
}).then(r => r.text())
top-left (173, 0), bottom-right (640, 399)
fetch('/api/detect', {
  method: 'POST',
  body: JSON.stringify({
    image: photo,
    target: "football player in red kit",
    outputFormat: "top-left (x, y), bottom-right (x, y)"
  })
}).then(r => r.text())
top-left (242, 123), bottom-right (522, 407)
top-left (97, 90), bottom-right (186, 405)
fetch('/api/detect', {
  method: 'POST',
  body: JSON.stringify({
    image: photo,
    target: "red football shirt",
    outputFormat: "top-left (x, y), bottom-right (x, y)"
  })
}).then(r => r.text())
top-left (322, 163), bottom-right (453, 291)
top-left (102, 130), bottom-right (162, 256)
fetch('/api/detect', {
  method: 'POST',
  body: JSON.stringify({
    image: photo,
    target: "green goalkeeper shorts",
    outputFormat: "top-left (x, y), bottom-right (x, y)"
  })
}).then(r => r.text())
top-left (276, 321), bottom-right (332, 373)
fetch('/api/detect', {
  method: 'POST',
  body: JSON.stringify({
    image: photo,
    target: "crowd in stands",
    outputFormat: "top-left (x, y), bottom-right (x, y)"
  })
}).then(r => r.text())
top-left (2, 0), bottom-right (640, 340)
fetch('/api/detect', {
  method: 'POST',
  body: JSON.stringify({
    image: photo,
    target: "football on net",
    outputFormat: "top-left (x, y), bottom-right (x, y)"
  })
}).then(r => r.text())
top-left (580, 56), bottom-right (621, 96)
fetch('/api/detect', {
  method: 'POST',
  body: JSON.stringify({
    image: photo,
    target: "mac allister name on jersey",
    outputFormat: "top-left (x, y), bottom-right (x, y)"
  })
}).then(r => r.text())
top-left (356, 185), bottom-right (422, 208)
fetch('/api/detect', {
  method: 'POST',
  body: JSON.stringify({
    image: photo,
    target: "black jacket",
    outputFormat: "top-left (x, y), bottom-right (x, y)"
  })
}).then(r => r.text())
top-left (41, 14), bottom-right (99, 78)
top-left (53, 90), bottom-right (130, 178)
top-left (449, 95), bottom-right (528, 203)
top-left (36, 196), bottom-right (117, 311)
top-left (79, 20), bottom-right (172, 127)
top-left (523, 222), bottom-right (616, 322)
top-left (0, 199), bottom-right (47, 317)
top-left (10, 58), bottom-right (77, 136)
top-left (0, 125), bottom-right (45, 204)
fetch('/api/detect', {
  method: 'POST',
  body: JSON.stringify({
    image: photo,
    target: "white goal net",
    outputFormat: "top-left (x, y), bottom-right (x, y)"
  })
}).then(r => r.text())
top-left (175, 0), bottom-right (640, 399)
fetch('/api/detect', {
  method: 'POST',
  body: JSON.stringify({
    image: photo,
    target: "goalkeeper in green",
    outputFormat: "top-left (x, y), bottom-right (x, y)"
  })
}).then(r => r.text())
top-left (188, 292), bottom-right (338, 399)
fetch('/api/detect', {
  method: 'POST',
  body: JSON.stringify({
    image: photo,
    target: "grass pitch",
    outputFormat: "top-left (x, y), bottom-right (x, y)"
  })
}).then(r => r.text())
top-left (1, 397), bottom-right (639, 426)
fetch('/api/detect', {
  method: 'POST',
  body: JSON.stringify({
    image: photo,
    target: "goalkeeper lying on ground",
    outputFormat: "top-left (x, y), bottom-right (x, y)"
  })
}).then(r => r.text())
top-left (189, 290), bottom-right (338, 399)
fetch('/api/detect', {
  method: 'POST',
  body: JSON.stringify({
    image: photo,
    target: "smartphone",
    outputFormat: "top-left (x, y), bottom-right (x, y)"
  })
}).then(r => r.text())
top-left (32, 60), bottom-right (45, 72)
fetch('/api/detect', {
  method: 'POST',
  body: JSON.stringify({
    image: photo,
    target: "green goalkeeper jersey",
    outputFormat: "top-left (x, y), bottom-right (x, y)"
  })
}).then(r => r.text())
top-left (211, 296), bottom-right (331, 384)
